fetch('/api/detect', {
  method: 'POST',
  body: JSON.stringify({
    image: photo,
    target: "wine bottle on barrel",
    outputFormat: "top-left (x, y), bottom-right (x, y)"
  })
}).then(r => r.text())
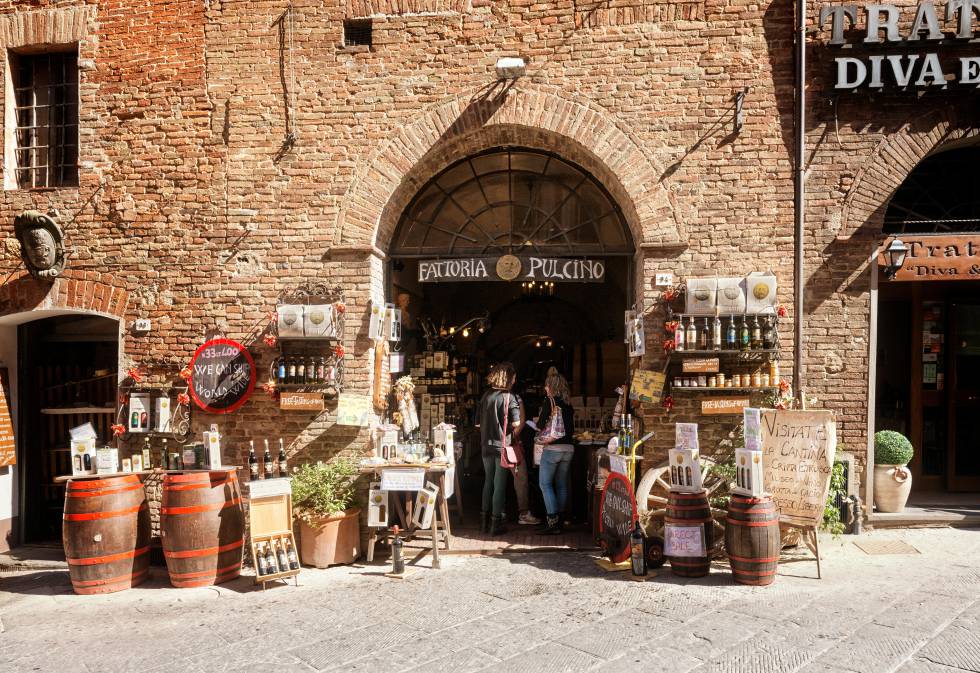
top-left (249, 441), bottom-right (259, 480)
top-left (277, 438), bottom-right (288, 477)
top-left (263, 440), bottom-right (274, 479)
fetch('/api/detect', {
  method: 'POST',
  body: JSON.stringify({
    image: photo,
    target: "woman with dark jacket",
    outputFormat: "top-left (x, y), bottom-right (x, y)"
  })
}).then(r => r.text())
top-left (535, 367), bottom-right (575, 535)
top-left (476, 362), bottom-right (521, 536)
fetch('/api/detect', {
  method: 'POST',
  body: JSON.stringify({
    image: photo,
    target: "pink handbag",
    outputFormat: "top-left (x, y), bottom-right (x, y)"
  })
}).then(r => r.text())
top-left (499, 393), bottom-right (520, 467)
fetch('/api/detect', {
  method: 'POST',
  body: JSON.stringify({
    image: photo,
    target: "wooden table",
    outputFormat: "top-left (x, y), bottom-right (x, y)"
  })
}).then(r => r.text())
top-left (359, 463), bottom-right (454, 564)
top-left (54, 468), bottom-right (241, 483)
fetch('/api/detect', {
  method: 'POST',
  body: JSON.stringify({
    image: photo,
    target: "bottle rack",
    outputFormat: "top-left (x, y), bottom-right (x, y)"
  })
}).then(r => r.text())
top-left (272, 284), bottom-right (347, 394)
top-left (251, 532), bottom-right (300, 589)
top-left (115, 383), bottom-right (192, 443)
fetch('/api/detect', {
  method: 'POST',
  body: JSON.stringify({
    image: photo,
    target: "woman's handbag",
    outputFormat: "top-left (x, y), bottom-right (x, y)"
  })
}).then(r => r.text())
top-left (499, 393), bottom-right (521, 467)
top-left (535, 396), bottom-right (566, 445)
top-left (533, 441), bottom-right (545, 466)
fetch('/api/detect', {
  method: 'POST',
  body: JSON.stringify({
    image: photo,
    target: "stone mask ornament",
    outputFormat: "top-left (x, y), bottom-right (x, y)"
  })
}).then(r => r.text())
top-left (15, 211), bottom-right (65, 280)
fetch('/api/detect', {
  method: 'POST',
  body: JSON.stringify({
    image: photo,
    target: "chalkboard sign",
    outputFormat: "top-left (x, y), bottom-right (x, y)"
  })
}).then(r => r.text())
top-left (189, 338), bottom-right (256, 414)
top-left (598, 472), bottom-right (637, 563)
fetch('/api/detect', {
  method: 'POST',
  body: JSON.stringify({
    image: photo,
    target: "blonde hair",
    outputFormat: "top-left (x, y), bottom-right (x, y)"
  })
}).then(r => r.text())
top-left (544, 367), bottom-right (570, 399)
top-left (486, 362), bottom-right (516, 390)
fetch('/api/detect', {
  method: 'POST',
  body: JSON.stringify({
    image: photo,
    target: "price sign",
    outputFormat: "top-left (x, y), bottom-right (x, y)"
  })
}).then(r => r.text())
top-left (598, 472), bottom-right (637, 563)
top-left (664, 524), bottom-right (706, 557)
top-left (189, 338), bottom-right (256, 414)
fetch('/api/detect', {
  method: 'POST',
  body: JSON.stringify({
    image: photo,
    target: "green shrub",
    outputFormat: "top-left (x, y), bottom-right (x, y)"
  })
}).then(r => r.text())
top-left (874, 430), bottom-right (914, 465)
top-left (821, 461), bottom-right (846, 536)
top-left (291, 458), bottom-right (359, 523)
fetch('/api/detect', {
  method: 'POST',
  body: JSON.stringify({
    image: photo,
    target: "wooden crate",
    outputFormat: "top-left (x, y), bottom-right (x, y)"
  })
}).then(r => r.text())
top-left (249, 478), bottom-right (300, 588)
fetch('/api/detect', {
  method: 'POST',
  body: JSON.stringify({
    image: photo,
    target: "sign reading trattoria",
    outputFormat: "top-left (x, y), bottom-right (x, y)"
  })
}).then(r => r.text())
top-left (417, 255), bottom-right (606, 283)
top-left (880, 235), bottom-right (980, 280)
top-left (820, 1), bottom-right (980, 89)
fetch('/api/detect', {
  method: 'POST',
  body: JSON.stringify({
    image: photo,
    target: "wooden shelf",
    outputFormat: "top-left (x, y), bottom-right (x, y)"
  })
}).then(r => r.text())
top-left (670, 386), bottom-right (780, 394)
top-left (671, 349), bottom-right (778, 357)
top-left (54, 467), bottom-right (241, 483)
top-left (41, 407), bottom-right (115, 415)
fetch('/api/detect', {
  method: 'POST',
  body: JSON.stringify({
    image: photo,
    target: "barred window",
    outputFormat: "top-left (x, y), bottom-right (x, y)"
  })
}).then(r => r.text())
top-left (9, 49), bottom-right (79, 189)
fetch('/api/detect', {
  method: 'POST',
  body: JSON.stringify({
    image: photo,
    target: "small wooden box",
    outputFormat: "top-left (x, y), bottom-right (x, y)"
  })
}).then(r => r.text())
top-left (249, 478), bottom-right (300, 587)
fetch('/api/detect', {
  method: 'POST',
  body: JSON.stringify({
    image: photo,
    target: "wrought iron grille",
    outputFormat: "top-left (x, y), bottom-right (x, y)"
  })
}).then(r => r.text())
top-left (392, 148), bottom-right (632, 257)
top-left (11, 50), bottom-right (79, 189)
top-left (884, 146), bottom-right (980, 233)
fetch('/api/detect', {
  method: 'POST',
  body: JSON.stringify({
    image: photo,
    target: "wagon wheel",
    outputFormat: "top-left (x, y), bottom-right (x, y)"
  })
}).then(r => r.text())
top-left (636, 457), bottom-right (729, 552)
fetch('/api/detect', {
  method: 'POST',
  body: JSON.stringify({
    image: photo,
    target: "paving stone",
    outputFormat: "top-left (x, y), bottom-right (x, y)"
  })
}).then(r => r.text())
top-left (405, 647), bottom-right (501, 673)
top-left (915, 623), bottom-right (980, 672)
top-left (592, 645), bottom-right (705, 673)
top-left (558, 610), bottom-right (681, 659)
top-left (290, 622), bottom-right (424, 671)
top-left (484, 641), bottom-right (602, 673)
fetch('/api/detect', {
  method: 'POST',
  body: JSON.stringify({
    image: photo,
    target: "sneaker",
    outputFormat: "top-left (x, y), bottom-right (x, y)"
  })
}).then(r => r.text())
top-left (518, 512), bottom-right (542, 525)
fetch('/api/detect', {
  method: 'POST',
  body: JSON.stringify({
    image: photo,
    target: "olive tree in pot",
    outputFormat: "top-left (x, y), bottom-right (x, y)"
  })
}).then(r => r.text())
top-left (292, 458), bottom-right (361, 568)
top-left (873, 431), bottom-right (914, 513)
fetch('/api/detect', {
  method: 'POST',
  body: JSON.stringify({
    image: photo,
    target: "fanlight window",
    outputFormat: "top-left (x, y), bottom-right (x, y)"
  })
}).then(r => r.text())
top-left (884, 147), bottom-right (980, 233)
top-left (393, 148), bottom-right (632, 257)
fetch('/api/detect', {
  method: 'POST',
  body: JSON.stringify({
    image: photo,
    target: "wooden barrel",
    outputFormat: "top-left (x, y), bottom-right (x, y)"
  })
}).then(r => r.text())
top-left (665, 489), bottom-right (713, 577)
top-left (161, 470), bottom-right (244, 588)
top-left (63, 474), bottom-right (150, 594)
top-left (725, 494), bottom-right (780, 586)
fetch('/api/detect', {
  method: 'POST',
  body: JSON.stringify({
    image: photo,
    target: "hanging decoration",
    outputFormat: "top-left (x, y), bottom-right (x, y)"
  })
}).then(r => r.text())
top-left (177, 392), bottom-right (191, 406)
top-left (126, 367), bottom-right (144, 383)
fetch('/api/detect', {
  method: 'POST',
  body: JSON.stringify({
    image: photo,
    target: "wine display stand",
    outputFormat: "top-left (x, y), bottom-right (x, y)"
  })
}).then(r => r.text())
top-left (272, 284), bottom-right (347, 401)
top-left (248, 477), bottom-right (300, 589)
top-left (116, 382), bottom-right (193, 443)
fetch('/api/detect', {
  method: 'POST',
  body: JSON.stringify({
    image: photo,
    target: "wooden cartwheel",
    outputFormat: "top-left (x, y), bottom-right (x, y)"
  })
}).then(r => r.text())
top-left (635, 456), bottom-right (729, 556)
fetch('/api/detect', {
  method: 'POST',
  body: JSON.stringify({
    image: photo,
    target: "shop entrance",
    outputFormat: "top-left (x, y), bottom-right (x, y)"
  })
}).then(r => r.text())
top-left (17, 313), bottom-right (119, 544)
top-left (875, 145), bottom-right (980, 494)
top-left (388, 147), bottom-right (634, 542)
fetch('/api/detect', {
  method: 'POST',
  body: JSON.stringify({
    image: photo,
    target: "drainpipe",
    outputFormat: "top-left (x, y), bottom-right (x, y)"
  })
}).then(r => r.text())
top-left (793, 0), bottom-right (807, 404)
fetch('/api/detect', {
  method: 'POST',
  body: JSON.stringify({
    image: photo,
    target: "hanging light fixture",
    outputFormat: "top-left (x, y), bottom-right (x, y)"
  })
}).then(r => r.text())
top-left (882, 239), bottom-right (909, 280)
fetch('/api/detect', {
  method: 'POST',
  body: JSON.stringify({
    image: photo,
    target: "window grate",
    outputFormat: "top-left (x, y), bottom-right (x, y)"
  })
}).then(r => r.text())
top-left (343, 19), bottom-right (372, 48)
top-left (10, 50), bottom-right (79, 189)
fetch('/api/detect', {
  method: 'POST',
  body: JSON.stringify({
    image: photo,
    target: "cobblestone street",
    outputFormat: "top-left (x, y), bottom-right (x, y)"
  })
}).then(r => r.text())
top-left (3, 527), bottom-right (979, 673)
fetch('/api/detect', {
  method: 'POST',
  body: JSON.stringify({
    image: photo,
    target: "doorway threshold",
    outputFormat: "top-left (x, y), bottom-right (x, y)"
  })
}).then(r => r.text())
top-left (0, 544), bottom-right (67, 572)
top-left (870, 493), bottom-right (980, 528)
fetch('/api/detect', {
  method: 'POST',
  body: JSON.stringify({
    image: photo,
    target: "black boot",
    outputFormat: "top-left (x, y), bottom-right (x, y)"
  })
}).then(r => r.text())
top-left (480, 511), bottom-right (491, 534)
top-left (539, 515), bottom-right (562, 535)
top-left (490, 515), bottom-right (508, 536)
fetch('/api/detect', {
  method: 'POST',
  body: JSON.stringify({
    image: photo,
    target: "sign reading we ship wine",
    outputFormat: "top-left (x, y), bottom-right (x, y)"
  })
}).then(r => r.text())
top-left (760, 409), bottom-right (837, 527)
top-left (189, 338), bottom-right (256, 414)
top-left (417, 255), bottom-right (605, 283)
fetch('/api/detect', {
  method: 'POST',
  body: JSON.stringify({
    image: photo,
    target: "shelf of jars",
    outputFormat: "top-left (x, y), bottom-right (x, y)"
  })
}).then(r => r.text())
top-left (670, 386), bottom-right (780, 394)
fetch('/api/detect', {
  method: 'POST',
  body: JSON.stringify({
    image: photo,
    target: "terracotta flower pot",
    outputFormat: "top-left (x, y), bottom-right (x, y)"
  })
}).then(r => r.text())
top-left (297, 508), bottom-right (361, 568)
top-left (874, 464), bottom-right (912, 513)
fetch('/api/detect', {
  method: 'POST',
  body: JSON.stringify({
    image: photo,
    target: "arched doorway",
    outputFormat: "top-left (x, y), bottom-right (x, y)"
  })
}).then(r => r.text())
top-left (876, 144), bottom-right (980, 494)
top-left (387, 147), bottom-right (634, 529)
top-left (0, 310), bottom-right (120, 547)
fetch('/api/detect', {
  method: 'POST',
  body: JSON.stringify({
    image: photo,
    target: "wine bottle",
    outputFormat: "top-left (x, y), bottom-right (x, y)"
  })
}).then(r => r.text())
top-left (287, 356), bottom-right (296, 385)
top-left (686, 316), bottom-right (696, 350)
top-left (263, 440), bottom-right (273, 479)
top-left (698, 318), bottom-right (708, 350)
top-left (726, 316), bottom-right (737, 350)
top-left (276, 357), bottom-right (286, 385)
top-left (285, 538), bottom-right (300, 570)
top-left (712, 315), bottom-right (722, 351)
top-left (275, 540), bottom-right (289, 571)
top-left (277, 438), bottom-right (287, 477)
top-left (751, 316), bottom-right (762, 350)
top-left (739, 317), bottom-right (750, 352)
top-left (249, 440), bottom-right (259, 480)
top-left (256, 544), bottom-right (269, 576)
top-left (674, 318), bottom-right (685, 352)
top-left (264, 542), bottom-right (278, 573)
top-left (296, 358), bottom-right (306, 384)
top-left (630, 520), bottom-right (647, 577)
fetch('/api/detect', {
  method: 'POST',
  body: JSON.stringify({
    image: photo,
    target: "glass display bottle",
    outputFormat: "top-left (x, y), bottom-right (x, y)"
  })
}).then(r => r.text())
top-left (739, 316), bottom-right (751, 352)
top-left (686, 316), bottom-right (697, 350)
top-left (712, 315), bottom-right (722, 351)
top-left (726, 316), bottom-right (737, 350)
top-left (698, 318), bottom-right (708, 350)
top-left (675, 319), bottom-right (685, 352)
top-left (751, 316), bottom-right (763, 350)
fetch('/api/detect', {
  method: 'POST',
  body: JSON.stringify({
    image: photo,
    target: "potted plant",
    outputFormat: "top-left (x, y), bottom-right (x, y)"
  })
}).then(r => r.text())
top-left (291, 458), bottom-right (361, 568)
top-left (873, 430), bottom-right (914, 513)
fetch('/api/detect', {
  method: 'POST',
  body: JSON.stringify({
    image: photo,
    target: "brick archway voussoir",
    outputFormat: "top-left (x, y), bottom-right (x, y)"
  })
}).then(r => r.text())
top-left (336, 87), bottom-right (682, 252)
top-left (0, 270), bottom-right (130, 320)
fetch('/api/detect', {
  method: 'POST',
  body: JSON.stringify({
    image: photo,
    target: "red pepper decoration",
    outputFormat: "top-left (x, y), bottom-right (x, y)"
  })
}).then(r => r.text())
top-left (177, 392), bottom-right (191, 406)
top-left (334, 302), bottom-right (346, 315)
top-left (662, 338), bottom-right (675, 354)
top-left (179, 366), bottom-right (192, 382)
top-left (263, 334), bottom-right (278, 348)
top-left (777, 304), bottom-right (788, 318)
top-left (126, 367), bottom-right (143, 383)
top-left (662, 395), bottom-right (674, 413)
top-left (333, 344), bottom-right (345, 359)
top-left (662, 286), bottom-right (678, 302)
top-left (111, 424), bottom-right (126, 437)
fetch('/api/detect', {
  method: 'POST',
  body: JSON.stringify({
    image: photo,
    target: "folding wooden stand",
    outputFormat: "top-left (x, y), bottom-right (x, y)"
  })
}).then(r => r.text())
top-left (249, 478), bottom-right (300, 589)
top-left (780, 519), bottom-right (822, 579)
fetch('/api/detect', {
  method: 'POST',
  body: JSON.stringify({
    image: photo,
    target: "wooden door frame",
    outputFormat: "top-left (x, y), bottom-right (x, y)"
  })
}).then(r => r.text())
top-left (948, 299), bottom-right (980, 491)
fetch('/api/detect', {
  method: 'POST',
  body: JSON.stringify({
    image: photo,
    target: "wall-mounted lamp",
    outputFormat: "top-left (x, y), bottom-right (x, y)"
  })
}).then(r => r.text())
top-left (496, 57), bottom-right (526, 80)
top-left (882, 239), bottom-right (908, 280)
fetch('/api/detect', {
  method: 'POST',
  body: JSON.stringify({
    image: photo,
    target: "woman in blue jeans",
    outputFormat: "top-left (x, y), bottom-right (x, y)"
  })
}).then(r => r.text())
top-left (535, 368), bottom-right (575, 535)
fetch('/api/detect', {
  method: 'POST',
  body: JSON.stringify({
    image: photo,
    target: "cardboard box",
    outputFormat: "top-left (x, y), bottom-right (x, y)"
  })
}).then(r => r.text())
top-left (155, 396), bottom-right (172, 433)
top-left (367, 481), bottom-right (389, 527)
top-left (412, 482), bottom-right (440, 529)
top-left (131, 453), bottom-right (143, 472)
top-left (368, 302), bottom-right (385, 340)
top-left (204, 426), bottom-right (223, 468)
top-left (96, 448), bottom-right (119, 475)
top-left (128, 393), bottom-right (150, 434)
top-left (733, 448), bottom-right (765, 497)
top-left (668, 448), bottom-right (703, 492)
top-left (716, 277), bottom-right (747, 315)
top-left (304, 303), bottom-right (338, 338)
top-left (433, 424), bottom-right (454, 457)
top-left (277, 304), bottom-right (305, 337)
top-left (685, 277), bottom-right (718, 315)
top-left (70, 437), bottom-right (97, 475)
top-left (745, 272), bottom-right (777, 314)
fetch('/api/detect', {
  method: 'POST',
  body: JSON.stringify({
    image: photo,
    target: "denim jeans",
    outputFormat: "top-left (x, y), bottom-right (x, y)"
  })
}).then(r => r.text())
top-left (538, 449), bottom-right (573, 516)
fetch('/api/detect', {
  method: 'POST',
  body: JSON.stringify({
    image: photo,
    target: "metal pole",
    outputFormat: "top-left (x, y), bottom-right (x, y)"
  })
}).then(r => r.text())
top-left (793, 0), bottom-right (807, 404)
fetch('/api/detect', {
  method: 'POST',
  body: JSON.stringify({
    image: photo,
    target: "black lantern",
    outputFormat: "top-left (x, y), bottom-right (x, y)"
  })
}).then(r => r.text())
top-left (883, 239), bottom-right (908, 280)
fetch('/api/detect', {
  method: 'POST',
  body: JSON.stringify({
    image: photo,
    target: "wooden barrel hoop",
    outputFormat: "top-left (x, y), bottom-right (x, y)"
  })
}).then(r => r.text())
top-left (161, 471), bottom-right (244, 588)
top-left (63, 474), bottom-right (150, 595)
top-left (725, 494), bottom-right (781, 586)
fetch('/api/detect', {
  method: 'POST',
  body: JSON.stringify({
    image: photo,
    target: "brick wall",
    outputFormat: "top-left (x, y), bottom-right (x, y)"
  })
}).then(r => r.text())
top-left (0, 0), bottom-right (972, 508)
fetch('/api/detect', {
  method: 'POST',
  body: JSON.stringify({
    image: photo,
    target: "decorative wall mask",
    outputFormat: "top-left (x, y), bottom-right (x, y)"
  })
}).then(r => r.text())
top-left (15, 211), bottom-right (65, 279)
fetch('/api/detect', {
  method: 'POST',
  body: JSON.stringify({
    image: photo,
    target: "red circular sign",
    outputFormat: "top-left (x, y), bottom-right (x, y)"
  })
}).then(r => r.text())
top-left (188, 338), bottom-right (256, 414)
top-left (598, 471), bottom-right (638, 564)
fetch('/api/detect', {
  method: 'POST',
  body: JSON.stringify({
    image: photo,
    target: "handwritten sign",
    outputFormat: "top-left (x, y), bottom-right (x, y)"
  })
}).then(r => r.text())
top-left (630, 369), bottom-right (665, 403)
top-left (701, 397), bottom-right (750, 415)
top-left (761, 409), bottom-right (837, 527)
top-left (279, 392), bottom-right (324, 412)
top-left (598, 472), bottom-right (637, 563)
top-left (664, 524), bottom-right (706, 557)
top-left (336, 393), bottom-right (373, 427)
top-left (682, 357), bottom-right (720, 373)
top-left (0, 368), bottom-right (15, 467)
top-left (380, 468), bottom-right (426, 492)
top-left (189, 338), bottom-right (256, 414)
top-left (675, 422), bottom-right (699, 450)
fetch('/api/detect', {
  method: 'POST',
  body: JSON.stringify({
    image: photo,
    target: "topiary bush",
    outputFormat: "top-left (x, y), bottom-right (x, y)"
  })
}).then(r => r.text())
top-left (874, 430), bottom-right (914, 466)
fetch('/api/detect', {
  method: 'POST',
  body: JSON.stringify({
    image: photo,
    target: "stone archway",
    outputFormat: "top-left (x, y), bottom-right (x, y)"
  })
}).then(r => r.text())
top-left (335, 86), bottom-right (682, 253)
top-left (840, 109), bottom-right (980, 239)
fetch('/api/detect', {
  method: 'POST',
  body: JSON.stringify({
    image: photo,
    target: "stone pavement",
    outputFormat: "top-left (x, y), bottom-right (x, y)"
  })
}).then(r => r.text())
top-left (2, 527), bottom-right (979, 673)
